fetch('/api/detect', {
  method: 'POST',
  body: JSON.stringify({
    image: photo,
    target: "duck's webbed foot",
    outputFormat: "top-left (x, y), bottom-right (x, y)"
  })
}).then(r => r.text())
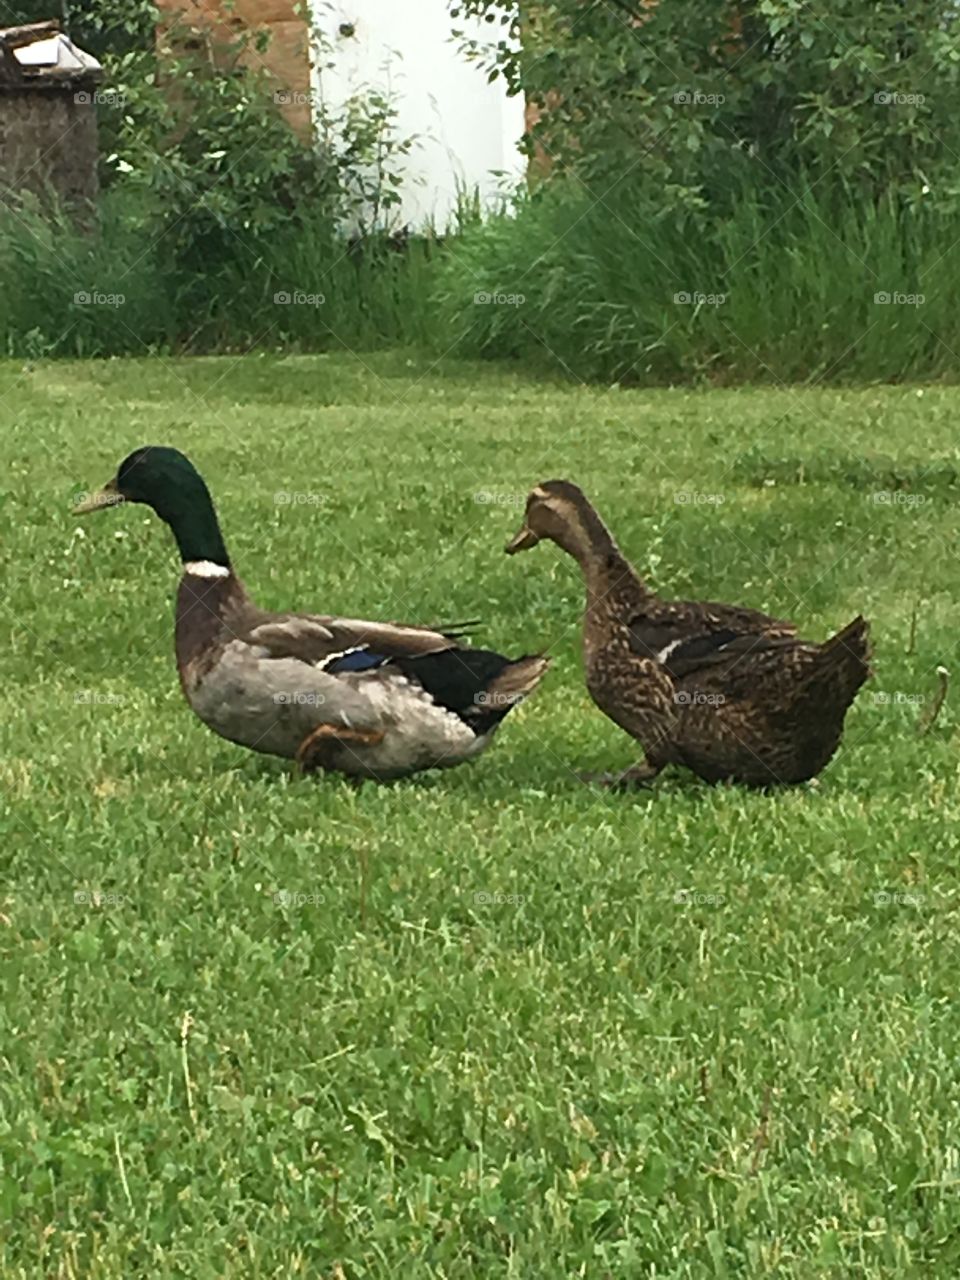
top-left (295, 723), bottom-right (385, 777)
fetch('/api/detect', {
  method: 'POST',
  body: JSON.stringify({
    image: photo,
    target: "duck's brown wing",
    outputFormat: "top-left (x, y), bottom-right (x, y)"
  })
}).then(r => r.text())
top-left (629, 598), bottom-right (797, 676)
top-left (673, 618), bottom-right (870, 717)
top-left (242, 612), bottom-right (464, 667)
top-left (665, 617), bottom-right (870, 689)
top-left (663, 631), bottom-right (809, 683)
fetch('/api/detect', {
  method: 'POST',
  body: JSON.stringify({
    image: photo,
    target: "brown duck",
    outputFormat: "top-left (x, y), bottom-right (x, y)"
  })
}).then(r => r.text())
top-left (506, 481), bottom-right (870, 788)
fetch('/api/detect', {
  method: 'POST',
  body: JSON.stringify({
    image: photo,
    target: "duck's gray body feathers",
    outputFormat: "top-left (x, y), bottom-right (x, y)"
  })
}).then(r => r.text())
top-left (176, 570), bottom-right (545, 779)
top-left (186, 640), bottom-right (494, 778)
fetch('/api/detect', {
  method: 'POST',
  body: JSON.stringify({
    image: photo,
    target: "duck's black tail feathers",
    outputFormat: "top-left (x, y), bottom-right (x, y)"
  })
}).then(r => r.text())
top-left (395, 649), bottom-right (550, 734)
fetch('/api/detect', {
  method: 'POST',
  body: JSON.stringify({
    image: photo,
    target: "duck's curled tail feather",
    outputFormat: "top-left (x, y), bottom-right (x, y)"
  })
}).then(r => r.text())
top-left (801, 615), bottom-right (871, 704)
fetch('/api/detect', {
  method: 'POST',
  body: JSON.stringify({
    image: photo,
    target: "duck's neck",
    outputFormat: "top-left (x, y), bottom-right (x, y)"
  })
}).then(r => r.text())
top-left (563, 505), bottom-right (648, 611)
top-left (165, 492), bottom-right (232, 574)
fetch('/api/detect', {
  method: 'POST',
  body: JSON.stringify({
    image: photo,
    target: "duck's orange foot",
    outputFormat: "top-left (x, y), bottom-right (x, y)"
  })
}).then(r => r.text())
top-left (295, 723), bottom-right (386, 776)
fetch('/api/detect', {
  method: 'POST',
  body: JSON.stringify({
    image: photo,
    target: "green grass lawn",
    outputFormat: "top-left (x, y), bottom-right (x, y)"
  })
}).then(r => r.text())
top-left (3, 352), bottom-right (960, 1277)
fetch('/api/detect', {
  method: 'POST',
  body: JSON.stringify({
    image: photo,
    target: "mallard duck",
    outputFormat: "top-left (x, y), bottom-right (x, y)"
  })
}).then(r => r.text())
top-left (506, 480), bottom-right (870, 788)
top-left (73, 447), bottom-right (548, 780)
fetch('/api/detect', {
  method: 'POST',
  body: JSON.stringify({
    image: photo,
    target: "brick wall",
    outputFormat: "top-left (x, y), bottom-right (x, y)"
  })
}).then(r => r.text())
top-left (156, 0), bottom-right (314, 137)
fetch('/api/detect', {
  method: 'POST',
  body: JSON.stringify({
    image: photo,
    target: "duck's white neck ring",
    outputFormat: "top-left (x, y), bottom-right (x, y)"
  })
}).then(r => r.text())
top-left (183, 560), bottom-right (231, 579)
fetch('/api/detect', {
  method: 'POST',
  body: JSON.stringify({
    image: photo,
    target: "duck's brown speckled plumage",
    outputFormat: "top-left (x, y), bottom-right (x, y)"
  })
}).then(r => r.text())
top-left (507, 480), bottom-right (870, 788)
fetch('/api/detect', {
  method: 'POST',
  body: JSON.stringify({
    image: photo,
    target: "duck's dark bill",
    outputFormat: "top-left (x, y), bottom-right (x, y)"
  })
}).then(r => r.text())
top-left (73, 482), bottom-right (124, 515)
top-left (505, 527), bottom-right (539, 554)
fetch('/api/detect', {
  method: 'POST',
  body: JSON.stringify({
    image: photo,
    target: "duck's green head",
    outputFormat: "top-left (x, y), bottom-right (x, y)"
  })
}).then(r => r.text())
top-left (74, 446), bottom-right (230, 567)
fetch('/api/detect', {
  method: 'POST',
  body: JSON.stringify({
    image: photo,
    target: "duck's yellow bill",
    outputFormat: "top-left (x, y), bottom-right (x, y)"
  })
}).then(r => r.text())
top-left (73, 480), bottom-right (123, 515)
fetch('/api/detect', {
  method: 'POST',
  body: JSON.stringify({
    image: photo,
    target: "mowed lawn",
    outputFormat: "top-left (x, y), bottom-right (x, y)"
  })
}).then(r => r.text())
top-left (3, 352), bottom-right (960, 1278)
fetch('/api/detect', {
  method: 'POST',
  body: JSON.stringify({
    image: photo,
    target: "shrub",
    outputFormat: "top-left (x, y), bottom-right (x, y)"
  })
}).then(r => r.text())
top-left (433, 174), bottom-right (960, 384)
top-left (0, 1), bottom-right (438, 355)
top-left (452, 1), bottom-right (960, 212)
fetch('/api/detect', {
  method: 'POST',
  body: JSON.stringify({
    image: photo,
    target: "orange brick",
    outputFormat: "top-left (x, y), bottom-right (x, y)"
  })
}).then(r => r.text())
top-left (155, 0), bottom-right (312, 137)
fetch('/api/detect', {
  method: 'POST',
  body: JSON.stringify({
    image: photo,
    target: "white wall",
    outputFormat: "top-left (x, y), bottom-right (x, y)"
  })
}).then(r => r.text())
top-left (309, 0), bottom-right (526, 230)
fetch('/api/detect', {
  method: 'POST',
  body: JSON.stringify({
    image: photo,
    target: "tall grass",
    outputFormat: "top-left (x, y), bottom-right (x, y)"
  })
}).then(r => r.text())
top-left (0, 192), bottom-right (445, 358)
top-left (4, 178), bottom-right (960, 384)
top-left (433, 177), bottom-right (960, 384)
top-left (0, 196), bottom-right (177, 358)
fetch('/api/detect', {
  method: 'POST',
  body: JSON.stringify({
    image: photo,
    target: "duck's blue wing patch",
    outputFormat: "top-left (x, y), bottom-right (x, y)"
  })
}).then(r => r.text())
top-left (321, 647), bottom-right (391, 674)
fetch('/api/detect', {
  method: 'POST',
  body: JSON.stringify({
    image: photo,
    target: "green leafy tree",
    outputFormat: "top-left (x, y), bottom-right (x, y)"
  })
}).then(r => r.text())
top-left (450, 0), bottom-right (960, 209)
top-left (5, 1), bottom-right (411, 232)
